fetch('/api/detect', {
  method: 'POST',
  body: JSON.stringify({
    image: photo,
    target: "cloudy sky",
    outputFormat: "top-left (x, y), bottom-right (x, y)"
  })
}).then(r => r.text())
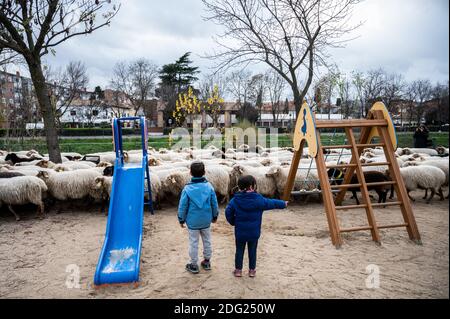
top-left (36, 0), bottom-right (449, 91)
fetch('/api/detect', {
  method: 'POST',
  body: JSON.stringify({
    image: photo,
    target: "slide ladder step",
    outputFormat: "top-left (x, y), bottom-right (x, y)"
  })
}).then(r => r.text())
top-left (330, 183), bottom-right (361, 189)
top-left (340, 223), bottom-right (408, 233)
top-left (335, 204), bottom-right (367, 210)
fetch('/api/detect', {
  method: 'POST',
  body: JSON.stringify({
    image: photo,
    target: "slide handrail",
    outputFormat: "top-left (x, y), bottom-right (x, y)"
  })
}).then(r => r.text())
top-left (112, 117), bottom-right (148, 165)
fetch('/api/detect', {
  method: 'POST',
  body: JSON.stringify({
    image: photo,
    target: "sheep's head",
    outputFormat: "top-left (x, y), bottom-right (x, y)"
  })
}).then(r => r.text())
top-left (436, 146), bottom-right (446, 155)
top-left (238, 144), bottom-right (249, 151)
top-left (402, 161), bottom-right (419, 167)
top-left (212, 150), bottom-right (224, 158)
top-left (94, 177), bottom-right (105, 189)
top-left (362, 151), bottom-right (376, 158)
top-left (260, 158), bottom-right (273, 166)
top-left (402, 148), bottom-right (412, 155)
top-left (232, 165), bottom-right (245, 175)
top-left (36, 160), bottom-right (50, 168)
top-left (148, 157), bottom-right (160, 166)
top-left (266, 166), bottom-right (280, 178)
top-left (53, 165), bottom-right (69, 173)
top-left (37, 170), bottom-right (50, 180)
top-left (123, 151), bottom-right (129, 162)
top-left (97, 161), bottom-right (112, 168)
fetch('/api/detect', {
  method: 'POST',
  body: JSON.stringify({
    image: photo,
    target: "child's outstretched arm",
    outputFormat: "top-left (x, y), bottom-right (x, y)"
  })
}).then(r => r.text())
top-left (261, 197), bottom-right (287, 211)
top-left (177, 189), bottom-right (189, 226)
top-left (225, 200), bottom-right (236, 226)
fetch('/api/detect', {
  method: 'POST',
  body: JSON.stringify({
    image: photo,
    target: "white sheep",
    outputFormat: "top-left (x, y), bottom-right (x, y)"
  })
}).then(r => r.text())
top-left (37, 168), bottom-right (103, 201)
top-left (399, 165), bottom-right (446, 203)
top-left (266, 165), bottom-right (319, 195)
top-left (53, 161), bottom-right (96, 172)
top-left (401, 148), bottom-right (438, 156)
top-left (231, 164), bottom-right (277, 197)
top-left (0, 176), bottom-right (48, 221)
top-left (165, 166), bottom-right (231, 203)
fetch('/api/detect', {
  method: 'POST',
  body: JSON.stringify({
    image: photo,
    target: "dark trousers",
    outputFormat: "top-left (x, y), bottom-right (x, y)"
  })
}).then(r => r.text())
top-left (235, 239), bottom-right (258, 270)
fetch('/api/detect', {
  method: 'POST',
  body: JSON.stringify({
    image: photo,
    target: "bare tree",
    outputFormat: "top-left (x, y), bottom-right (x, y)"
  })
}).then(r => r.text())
top-left (411, 79), bottom-right (432, 124)
top-left (360, 68), bottom-right (385, 116)
top-left (265, 69), bottom-right (286, 127)
top-left (199, 72), bottom-right (228, 101)
top-left (0, 1), bottom-right (119, 162)
top-left (226, 69), bottom-right (253, 104)
top-left (110, 59), bottom-right (159, 116)
top-left (203, 0), bottom-right (362, 118)
top-left (335, 72), bottom-right (354, 119)
top-left (381, 72), bottom-right (405, 113)
top-left (46, 61), bottom-right (89, 126)
top-left (314, 68), bottom-right (339, 118)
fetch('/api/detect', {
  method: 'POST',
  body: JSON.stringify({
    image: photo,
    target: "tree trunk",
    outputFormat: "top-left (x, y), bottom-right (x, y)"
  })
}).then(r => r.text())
top-left (292, 87), bottom-right (302, 119)
top-left (27, 57), bottom-right (62, 163)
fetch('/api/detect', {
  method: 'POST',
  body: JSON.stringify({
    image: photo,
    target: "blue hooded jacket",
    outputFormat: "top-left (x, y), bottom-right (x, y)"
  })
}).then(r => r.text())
top-left (225, 191), bottom-right (286, 242)
top-left (178, 177), bottom-right (219, 230)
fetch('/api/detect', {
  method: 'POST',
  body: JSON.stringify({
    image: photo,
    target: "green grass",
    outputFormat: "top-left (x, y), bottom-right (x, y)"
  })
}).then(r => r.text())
top-left (1, 132), bottom-right (448, 154)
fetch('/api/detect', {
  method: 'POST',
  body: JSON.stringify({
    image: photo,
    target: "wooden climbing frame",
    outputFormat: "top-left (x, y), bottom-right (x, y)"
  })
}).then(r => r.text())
top-left (282, 102), bottom-right (422, 248)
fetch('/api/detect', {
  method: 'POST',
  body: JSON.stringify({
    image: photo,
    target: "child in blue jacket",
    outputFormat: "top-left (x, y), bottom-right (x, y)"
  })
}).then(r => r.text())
top-left (225, 175), bottom-right (287, 277)
top-left (178, 161), bottom-right (219, 274)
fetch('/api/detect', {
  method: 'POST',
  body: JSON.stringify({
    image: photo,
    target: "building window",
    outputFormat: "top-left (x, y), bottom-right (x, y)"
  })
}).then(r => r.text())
top-left (70, 110), bottom-right (76, 116)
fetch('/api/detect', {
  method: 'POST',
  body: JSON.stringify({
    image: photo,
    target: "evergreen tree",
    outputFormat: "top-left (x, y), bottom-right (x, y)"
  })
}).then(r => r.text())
top-left (157, 52), bottom-right (200, 124)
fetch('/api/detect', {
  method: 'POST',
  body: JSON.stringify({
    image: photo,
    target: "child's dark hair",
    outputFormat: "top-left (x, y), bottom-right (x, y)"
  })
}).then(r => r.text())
top-left (190, 161), bottom-right (205, 178)
top-left (238, 175), bottom-right (257, 191)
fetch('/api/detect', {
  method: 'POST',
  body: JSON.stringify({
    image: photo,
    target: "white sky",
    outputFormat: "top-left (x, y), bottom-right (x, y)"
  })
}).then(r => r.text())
top-left (11, 0), bottom-right (450, 91)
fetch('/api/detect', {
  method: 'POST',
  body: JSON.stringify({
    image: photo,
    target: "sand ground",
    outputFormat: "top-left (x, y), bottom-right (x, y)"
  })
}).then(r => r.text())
top-left (0, 190), bottom-right (448, 299)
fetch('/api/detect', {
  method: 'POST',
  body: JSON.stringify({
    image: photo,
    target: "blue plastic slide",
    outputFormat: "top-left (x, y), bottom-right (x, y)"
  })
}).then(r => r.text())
top-left (94, 117), bottom-right (152, 286)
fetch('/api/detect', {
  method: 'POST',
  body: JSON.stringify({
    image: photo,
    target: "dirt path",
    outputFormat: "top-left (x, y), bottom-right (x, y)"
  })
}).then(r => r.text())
top-left (0, 190), bottom-right (448, 299)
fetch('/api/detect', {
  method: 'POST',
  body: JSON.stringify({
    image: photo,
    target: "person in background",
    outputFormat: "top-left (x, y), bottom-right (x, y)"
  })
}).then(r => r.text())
top-left (413, 124), bottom-right (430, 148)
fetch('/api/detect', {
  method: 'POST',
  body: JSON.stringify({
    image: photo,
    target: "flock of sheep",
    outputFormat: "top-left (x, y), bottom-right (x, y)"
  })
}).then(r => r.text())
top-left (0, 144), bottom-right (449, 221)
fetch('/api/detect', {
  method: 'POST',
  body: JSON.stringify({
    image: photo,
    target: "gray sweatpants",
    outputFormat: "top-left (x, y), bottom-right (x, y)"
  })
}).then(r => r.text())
top-left (188, 227), bottom-right (212, 265)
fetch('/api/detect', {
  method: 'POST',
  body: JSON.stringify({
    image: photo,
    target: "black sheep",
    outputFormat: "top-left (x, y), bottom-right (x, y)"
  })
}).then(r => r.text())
top-left (0, 171), bottom-right (25, 178)
top-left (327, 169), bottom-right (391, 204)
top-left (4, 153), bottom-right (39, 165)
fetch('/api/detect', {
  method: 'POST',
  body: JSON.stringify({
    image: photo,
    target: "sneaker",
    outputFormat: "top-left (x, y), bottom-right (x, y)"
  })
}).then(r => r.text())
top-left (249, 269), bottom-right (256, 277)
top-left (185, 263), bottom-right (199, 274)
top-left (201, 259), bottom-right (211, 271)
top-left (233, 269), bottom-right (242, 277)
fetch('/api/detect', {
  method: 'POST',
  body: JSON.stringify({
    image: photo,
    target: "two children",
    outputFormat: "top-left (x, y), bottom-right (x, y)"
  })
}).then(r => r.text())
top-left (178, 162), bottom-right (287, 277)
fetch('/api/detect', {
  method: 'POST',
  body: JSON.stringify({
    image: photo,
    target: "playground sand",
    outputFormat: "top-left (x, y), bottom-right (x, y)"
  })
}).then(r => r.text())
top-left (0, 189), bottom-right (448, 299)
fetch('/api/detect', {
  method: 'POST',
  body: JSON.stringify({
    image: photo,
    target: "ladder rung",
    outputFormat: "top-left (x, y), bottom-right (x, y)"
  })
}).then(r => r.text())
top-left (340, 223), bottom-right (408, 233)
top-left (371, 201), bottom-right (402, 207)
top-left (322, 145), bottom-right (352, 149)
top-left (361, 162), bottom-right (390, 167)
top-left (356, 143), bottom-right (385, 148)
top-left (315, 119), bottom-right (388, 128)
top-left (330, 183), bottom-right (361, 189)
top-left (326, 164), bottom-right (357, 169)
top-left (291, 190), bottom-right (341, 195)
top-left (378, 223), bottom-right (408, 229)
top-left (335, 204), bottom-right (367, 210)
top-left (366, 181), bottom-right (396, 187)
top-left (340, 225), bottom-right (372, 232)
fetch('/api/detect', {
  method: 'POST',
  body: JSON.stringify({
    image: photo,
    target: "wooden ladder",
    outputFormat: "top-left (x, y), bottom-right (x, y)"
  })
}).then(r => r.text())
top-left (312, 110), bottom-right (422, 247)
